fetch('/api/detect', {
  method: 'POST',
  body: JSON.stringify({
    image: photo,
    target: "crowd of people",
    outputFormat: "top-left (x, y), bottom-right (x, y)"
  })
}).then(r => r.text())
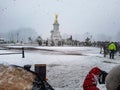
top-left (99, 41), bottom-right (120, 59)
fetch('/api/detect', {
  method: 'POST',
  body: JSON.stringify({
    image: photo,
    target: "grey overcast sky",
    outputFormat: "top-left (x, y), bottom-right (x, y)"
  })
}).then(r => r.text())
top-left (0, 0), bottom-right (120, 41)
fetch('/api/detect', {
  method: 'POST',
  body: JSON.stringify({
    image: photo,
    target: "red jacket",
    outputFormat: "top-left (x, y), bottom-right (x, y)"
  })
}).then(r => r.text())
top-left (83, 67), bottom-right (101, 90)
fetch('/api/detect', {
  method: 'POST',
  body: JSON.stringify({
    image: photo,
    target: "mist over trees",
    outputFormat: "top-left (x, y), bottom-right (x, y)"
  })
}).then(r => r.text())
top-left (0, 28), bottom-right (120, 44)
top-left (0, 28), bottom-right (38, 43)
top-left (67, 32), bottom-right (120, 42)
top-left (115, 31), bottom-right (120, 41)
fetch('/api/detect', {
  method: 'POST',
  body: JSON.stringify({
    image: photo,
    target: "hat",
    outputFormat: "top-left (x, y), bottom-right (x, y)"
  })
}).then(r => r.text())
top-left (89, 67), bottom-right (101, 75)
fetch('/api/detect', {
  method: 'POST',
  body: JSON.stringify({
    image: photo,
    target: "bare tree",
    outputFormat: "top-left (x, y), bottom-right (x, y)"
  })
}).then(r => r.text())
top-left (36, 36), bottom-right (42, 46)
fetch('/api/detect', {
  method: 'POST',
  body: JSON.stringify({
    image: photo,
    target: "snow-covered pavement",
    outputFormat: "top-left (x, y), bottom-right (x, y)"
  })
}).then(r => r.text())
top-left (0, 46), bottom-right (120, 90)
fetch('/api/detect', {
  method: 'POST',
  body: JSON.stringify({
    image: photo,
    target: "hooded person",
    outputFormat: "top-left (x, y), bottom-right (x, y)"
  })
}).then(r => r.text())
top-left (0, 64), bottom-right (54, 90)
top-left (83, 67), bottom-right (108, 90)
top-left (105, 65), bottom-right (120, 90)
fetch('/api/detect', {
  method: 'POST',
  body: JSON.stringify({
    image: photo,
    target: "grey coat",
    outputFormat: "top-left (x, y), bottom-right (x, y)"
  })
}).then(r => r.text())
top-left (105, 65), bottom-right (120, 90)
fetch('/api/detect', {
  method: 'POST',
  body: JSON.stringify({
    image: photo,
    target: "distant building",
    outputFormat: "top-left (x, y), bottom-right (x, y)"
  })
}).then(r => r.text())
top-left (50, 14), bottom-right (62, 46)
top-left (48, 14), bottom-right (81, 46)
top-left (0, 38), bottom-right (6, 44)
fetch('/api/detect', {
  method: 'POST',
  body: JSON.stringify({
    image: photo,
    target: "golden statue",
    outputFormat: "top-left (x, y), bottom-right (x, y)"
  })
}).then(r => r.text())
top-left (54, 14), bottom-right (58, 24)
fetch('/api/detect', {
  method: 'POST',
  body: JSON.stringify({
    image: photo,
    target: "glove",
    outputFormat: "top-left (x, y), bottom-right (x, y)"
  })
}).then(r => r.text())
top-left (98, 71), bottom-right (108, 84)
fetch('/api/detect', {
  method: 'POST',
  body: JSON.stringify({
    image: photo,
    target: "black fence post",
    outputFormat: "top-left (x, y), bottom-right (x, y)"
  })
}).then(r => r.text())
top-left (22, 47), bottom-right (25, 58)
top-left (35, 64), bottom-right (46, 81)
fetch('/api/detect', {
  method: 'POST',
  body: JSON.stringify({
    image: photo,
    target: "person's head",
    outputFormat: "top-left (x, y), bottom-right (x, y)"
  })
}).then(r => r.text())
top-left (89, 67), bottom-right (101, 76)
top-left (111, 42), bottom-right (113, 43)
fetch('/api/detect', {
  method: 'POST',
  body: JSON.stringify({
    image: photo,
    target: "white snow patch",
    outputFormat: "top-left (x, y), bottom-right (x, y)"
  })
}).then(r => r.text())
top-left (0, 46), bottom-right (120, 90)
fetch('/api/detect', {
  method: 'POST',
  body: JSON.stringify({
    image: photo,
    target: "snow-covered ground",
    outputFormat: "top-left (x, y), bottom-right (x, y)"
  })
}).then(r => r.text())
top-left (0, 46), bottom-right (120, 90)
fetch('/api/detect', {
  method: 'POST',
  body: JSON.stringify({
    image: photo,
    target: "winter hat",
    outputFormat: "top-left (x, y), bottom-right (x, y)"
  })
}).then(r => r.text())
top-left (89, 67), bottom-right (101, 75)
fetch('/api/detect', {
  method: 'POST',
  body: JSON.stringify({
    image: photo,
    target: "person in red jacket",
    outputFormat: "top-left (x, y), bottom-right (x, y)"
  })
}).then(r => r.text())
top-left (83, 67), bottom-right (102, 90)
